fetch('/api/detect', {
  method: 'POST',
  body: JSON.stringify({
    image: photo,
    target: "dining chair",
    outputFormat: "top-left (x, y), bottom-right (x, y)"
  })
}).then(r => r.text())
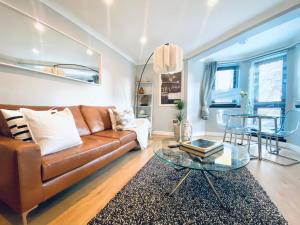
top-left (262, 109), bottom-right (300, 166)
top-left (216, 110), bottom-right (246, 144)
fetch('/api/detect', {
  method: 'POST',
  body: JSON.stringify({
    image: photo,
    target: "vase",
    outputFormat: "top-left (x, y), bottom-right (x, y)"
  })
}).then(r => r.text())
top-left (138, 87), bottom-right (144, 94)
top-left (178, 122), bottom-right (182, 143)
top-left (173, 120), bottom-right (192, 142)
top-left (182, 121), bottom-right (192, 141)
top-left (245, 101), bottom-right (253, 114)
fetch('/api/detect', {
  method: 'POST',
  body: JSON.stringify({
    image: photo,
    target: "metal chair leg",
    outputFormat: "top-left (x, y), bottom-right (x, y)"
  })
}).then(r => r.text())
top-left (229, 131), bottom-right (233, 143)
top-left (276, 136), bottom-right (280, 154)
top-left (265, 136), bottom-right (269, 150)
top-left (234, 132), bottom-right (237, 145)
top-left (240, 133), bottom-right (244, 145)
top-left (263, 135), bottom-right (300, 166)
top-left (247, 134), bottom-right (251, 154)
top-left (247, 133), bottom-right (258, 159)
top-left (223, 128), bottom-right (227, 142)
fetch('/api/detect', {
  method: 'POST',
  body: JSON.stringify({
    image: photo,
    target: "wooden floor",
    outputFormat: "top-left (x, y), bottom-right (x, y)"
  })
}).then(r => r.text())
top-left (0, 135), bottom-right (299, 225)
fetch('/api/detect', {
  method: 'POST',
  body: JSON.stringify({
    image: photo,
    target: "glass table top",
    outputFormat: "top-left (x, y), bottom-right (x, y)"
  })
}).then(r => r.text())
top-left (154, 143), bottom-right (250, 172)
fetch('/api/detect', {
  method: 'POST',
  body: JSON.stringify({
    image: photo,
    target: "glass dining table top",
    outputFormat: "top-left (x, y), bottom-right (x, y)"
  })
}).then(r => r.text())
top-left (226, 113), bottom-right (281, 119)
top-left (154, 143), bottom-right (250, 172)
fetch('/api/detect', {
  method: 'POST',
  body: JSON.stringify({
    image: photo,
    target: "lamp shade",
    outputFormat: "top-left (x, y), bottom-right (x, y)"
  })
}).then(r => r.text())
top-left (153, 43), bottom-right (183, 74)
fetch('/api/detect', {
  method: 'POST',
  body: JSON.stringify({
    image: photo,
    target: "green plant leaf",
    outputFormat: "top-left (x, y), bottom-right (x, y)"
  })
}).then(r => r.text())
top-left (176, 100), bottom-right (184, 110)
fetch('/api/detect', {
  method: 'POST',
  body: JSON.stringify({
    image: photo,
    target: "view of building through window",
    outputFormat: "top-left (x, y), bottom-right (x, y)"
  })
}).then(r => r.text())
top-left (257, 60), bottom-right (283, 102)
top-left (254, 54), bottom-right (287, 128)
top-left (213, 66), bottom-right (239, 104)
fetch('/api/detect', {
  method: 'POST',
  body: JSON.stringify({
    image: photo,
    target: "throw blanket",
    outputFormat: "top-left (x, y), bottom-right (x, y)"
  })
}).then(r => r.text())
top-left (125, 118), bottom-right (150, 150)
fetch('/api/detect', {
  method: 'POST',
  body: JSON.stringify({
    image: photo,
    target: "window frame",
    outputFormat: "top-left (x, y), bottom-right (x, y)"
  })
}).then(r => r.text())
top-left (210, 65), bottom-right (240, 108)
top-left (252, 53), bottom-right (287, 122)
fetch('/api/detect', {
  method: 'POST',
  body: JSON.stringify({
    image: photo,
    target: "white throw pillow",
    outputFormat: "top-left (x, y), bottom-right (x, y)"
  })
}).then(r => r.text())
top-left (0, 109), bottom-right (56, 142)
top-left (108, 108), bottom-right (135, 131)
top-left (20, 108), bottom-right (82, 156)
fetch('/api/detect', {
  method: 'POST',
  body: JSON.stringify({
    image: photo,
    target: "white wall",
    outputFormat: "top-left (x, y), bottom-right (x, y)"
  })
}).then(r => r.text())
top-left (186, 60), bottom-right (206, 135)
top-left (0, 0), bottom-right (136, 108)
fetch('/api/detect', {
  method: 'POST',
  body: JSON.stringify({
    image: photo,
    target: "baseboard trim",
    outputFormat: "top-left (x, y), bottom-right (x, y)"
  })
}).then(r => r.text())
top-left (152, 131), bottom-right (174, 136)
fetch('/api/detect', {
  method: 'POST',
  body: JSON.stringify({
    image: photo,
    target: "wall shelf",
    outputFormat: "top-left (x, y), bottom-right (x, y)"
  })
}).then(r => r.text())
top-left (134, 80), bottom-right (153, 134)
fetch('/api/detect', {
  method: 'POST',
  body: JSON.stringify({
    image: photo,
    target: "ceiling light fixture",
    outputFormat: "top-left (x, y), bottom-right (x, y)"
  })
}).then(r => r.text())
top-left (140, 36), bottom-right (147, 45)
top-left (103, 0), bottom-right (113, 6)
top-left (32, 48), bottom-right (40, 55)
top-left (207, 0), bottom-right (219, 8)
top-left (34, 22), bottom-right (45, 32)
top-left (86, 49), bottom-right (93, 56)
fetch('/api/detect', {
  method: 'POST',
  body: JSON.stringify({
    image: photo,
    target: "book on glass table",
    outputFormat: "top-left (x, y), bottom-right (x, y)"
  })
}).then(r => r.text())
top-left (181, 139), bottom-right (223, 153)
top-left (179, 145), bottom-right (223, 158)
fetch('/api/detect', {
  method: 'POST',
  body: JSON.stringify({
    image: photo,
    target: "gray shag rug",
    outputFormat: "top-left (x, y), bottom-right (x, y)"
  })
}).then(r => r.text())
top-left (88, 157), bottom-right (287, 225)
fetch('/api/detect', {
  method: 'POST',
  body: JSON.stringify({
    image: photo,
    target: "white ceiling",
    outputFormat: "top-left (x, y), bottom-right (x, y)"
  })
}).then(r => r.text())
top-left (202, 16), bottom-right (300, 62)
top-left (41, 0), bottom-right (299, 64)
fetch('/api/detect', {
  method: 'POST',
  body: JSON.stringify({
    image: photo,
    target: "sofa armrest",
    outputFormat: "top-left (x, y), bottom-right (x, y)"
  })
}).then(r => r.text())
top-left (0, 136), bottom-right (43, 213)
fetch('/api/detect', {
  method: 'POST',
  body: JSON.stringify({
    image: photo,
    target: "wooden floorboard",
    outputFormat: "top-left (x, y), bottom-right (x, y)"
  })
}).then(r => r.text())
top-left (0, 135), bottom-right (299, 225)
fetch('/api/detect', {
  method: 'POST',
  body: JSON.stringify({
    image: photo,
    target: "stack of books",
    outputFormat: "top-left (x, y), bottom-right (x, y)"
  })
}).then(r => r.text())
top-left (179, 139), bottom-right (223, 158)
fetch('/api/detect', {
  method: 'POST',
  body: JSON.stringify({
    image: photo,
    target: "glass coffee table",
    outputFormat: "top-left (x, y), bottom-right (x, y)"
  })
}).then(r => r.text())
top-left (154, 143), bottom-right (250, 208)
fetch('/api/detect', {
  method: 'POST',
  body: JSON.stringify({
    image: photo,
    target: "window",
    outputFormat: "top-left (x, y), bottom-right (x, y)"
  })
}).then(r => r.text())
top-left (253, 53), bottom-right (287, 127)
top-left (210, 65), bottom-right (239, 107)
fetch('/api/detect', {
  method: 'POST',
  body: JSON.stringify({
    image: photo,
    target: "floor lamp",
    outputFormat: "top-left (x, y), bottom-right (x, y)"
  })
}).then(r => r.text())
top-left (135, 43), bottom-right (183, 118)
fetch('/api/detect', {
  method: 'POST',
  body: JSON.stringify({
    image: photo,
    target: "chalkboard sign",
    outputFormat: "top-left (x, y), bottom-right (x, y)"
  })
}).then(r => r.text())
top-left (159, 71), bottom-right (183, 105)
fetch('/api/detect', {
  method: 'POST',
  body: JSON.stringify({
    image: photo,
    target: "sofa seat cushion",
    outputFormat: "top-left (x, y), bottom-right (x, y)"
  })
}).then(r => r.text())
top-left (41, 136), bottom-right (120, 181)
top-left (93, 130), bottom-right (137, 145)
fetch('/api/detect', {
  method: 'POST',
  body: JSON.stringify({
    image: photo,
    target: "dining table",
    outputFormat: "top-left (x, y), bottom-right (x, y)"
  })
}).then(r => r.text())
top-left (225, 113), bottom-right (281, 161)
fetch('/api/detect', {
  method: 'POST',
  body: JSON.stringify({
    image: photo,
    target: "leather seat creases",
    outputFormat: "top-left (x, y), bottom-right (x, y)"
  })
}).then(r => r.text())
top-left (93, 130), bottom-right (137, 145)
top-left (41, 136), bottom-right (120, 181)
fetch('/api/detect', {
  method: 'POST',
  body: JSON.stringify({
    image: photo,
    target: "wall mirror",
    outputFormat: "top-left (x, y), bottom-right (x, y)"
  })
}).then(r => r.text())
top-left (0, 2), bottom-right (101, 85)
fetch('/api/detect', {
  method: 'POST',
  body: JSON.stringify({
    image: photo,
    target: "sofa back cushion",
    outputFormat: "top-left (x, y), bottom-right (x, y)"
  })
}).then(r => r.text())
top-left (67, 106), bottom-right (91, 136)
top-left (0, 105), bottom-right (91, 137)
top-left (80, 105), bottom-right (114, 133)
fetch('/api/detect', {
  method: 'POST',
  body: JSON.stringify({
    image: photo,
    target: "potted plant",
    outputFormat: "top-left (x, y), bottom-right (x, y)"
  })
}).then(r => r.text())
top-left (173, 100), bottom-right (184, 142)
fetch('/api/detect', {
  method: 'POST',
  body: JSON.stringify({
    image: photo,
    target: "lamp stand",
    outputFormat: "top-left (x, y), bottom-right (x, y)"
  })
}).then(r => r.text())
top-left (135, 52), bottom-right (154, 118)
top-left (134, 43), bottom-right (170, 118)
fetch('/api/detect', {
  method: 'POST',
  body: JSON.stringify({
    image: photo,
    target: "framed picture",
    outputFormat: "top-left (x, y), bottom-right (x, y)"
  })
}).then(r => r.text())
top-left (159, 71), bottom-right (183, 106)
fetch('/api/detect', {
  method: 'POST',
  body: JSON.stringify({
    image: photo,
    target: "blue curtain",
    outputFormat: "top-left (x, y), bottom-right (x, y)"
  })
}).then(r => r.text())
top-left (200, 61), bottom-right (217, 120)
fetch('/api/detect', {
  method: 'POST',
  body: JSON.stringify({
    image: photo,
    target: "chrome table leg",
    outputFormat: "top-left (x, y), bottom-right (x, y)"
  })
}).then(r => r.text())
top-left (169, 170), bottom-right (226, 209)
top-left (169, 169), bottom-right (192, 195)
top-left (206, 170), bottom-right (218, 179)
top-left (202, 171), bottom-right (226, 209)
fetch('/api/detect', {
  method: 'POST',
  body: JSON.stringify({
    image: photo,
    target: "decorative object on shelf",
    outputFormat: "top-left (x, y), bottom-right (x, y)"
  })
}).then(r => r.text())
top-left (134, 43), bottom-right (183, 117)
top-left (139, 109), bottom-right (146, 115)
top-left (43, 66), bottom-right (65, 76)
top-left (160, 71), bottom-right (183, 105)
top-left (138, 87), bottom-right (145, 94)
top-left (240, 90), bottom-right (253, 114)
top-left (140, 95), bottom-right (149, 106)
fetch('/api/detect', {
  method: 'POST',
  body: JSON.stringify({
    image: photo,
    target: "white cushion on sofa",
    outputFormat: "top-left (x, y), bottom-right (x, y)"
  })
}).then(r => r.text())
top-left (20, 108), bottom-right (82, 156)
top-left (108, 108), bottom-right (136, 131)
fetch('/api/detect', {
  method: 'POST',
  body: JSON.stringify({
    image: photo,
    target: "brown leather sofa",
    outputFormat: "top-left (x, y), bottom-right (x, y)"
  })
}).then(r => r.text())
top-left (0, 104), bottom-right (138, 224)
